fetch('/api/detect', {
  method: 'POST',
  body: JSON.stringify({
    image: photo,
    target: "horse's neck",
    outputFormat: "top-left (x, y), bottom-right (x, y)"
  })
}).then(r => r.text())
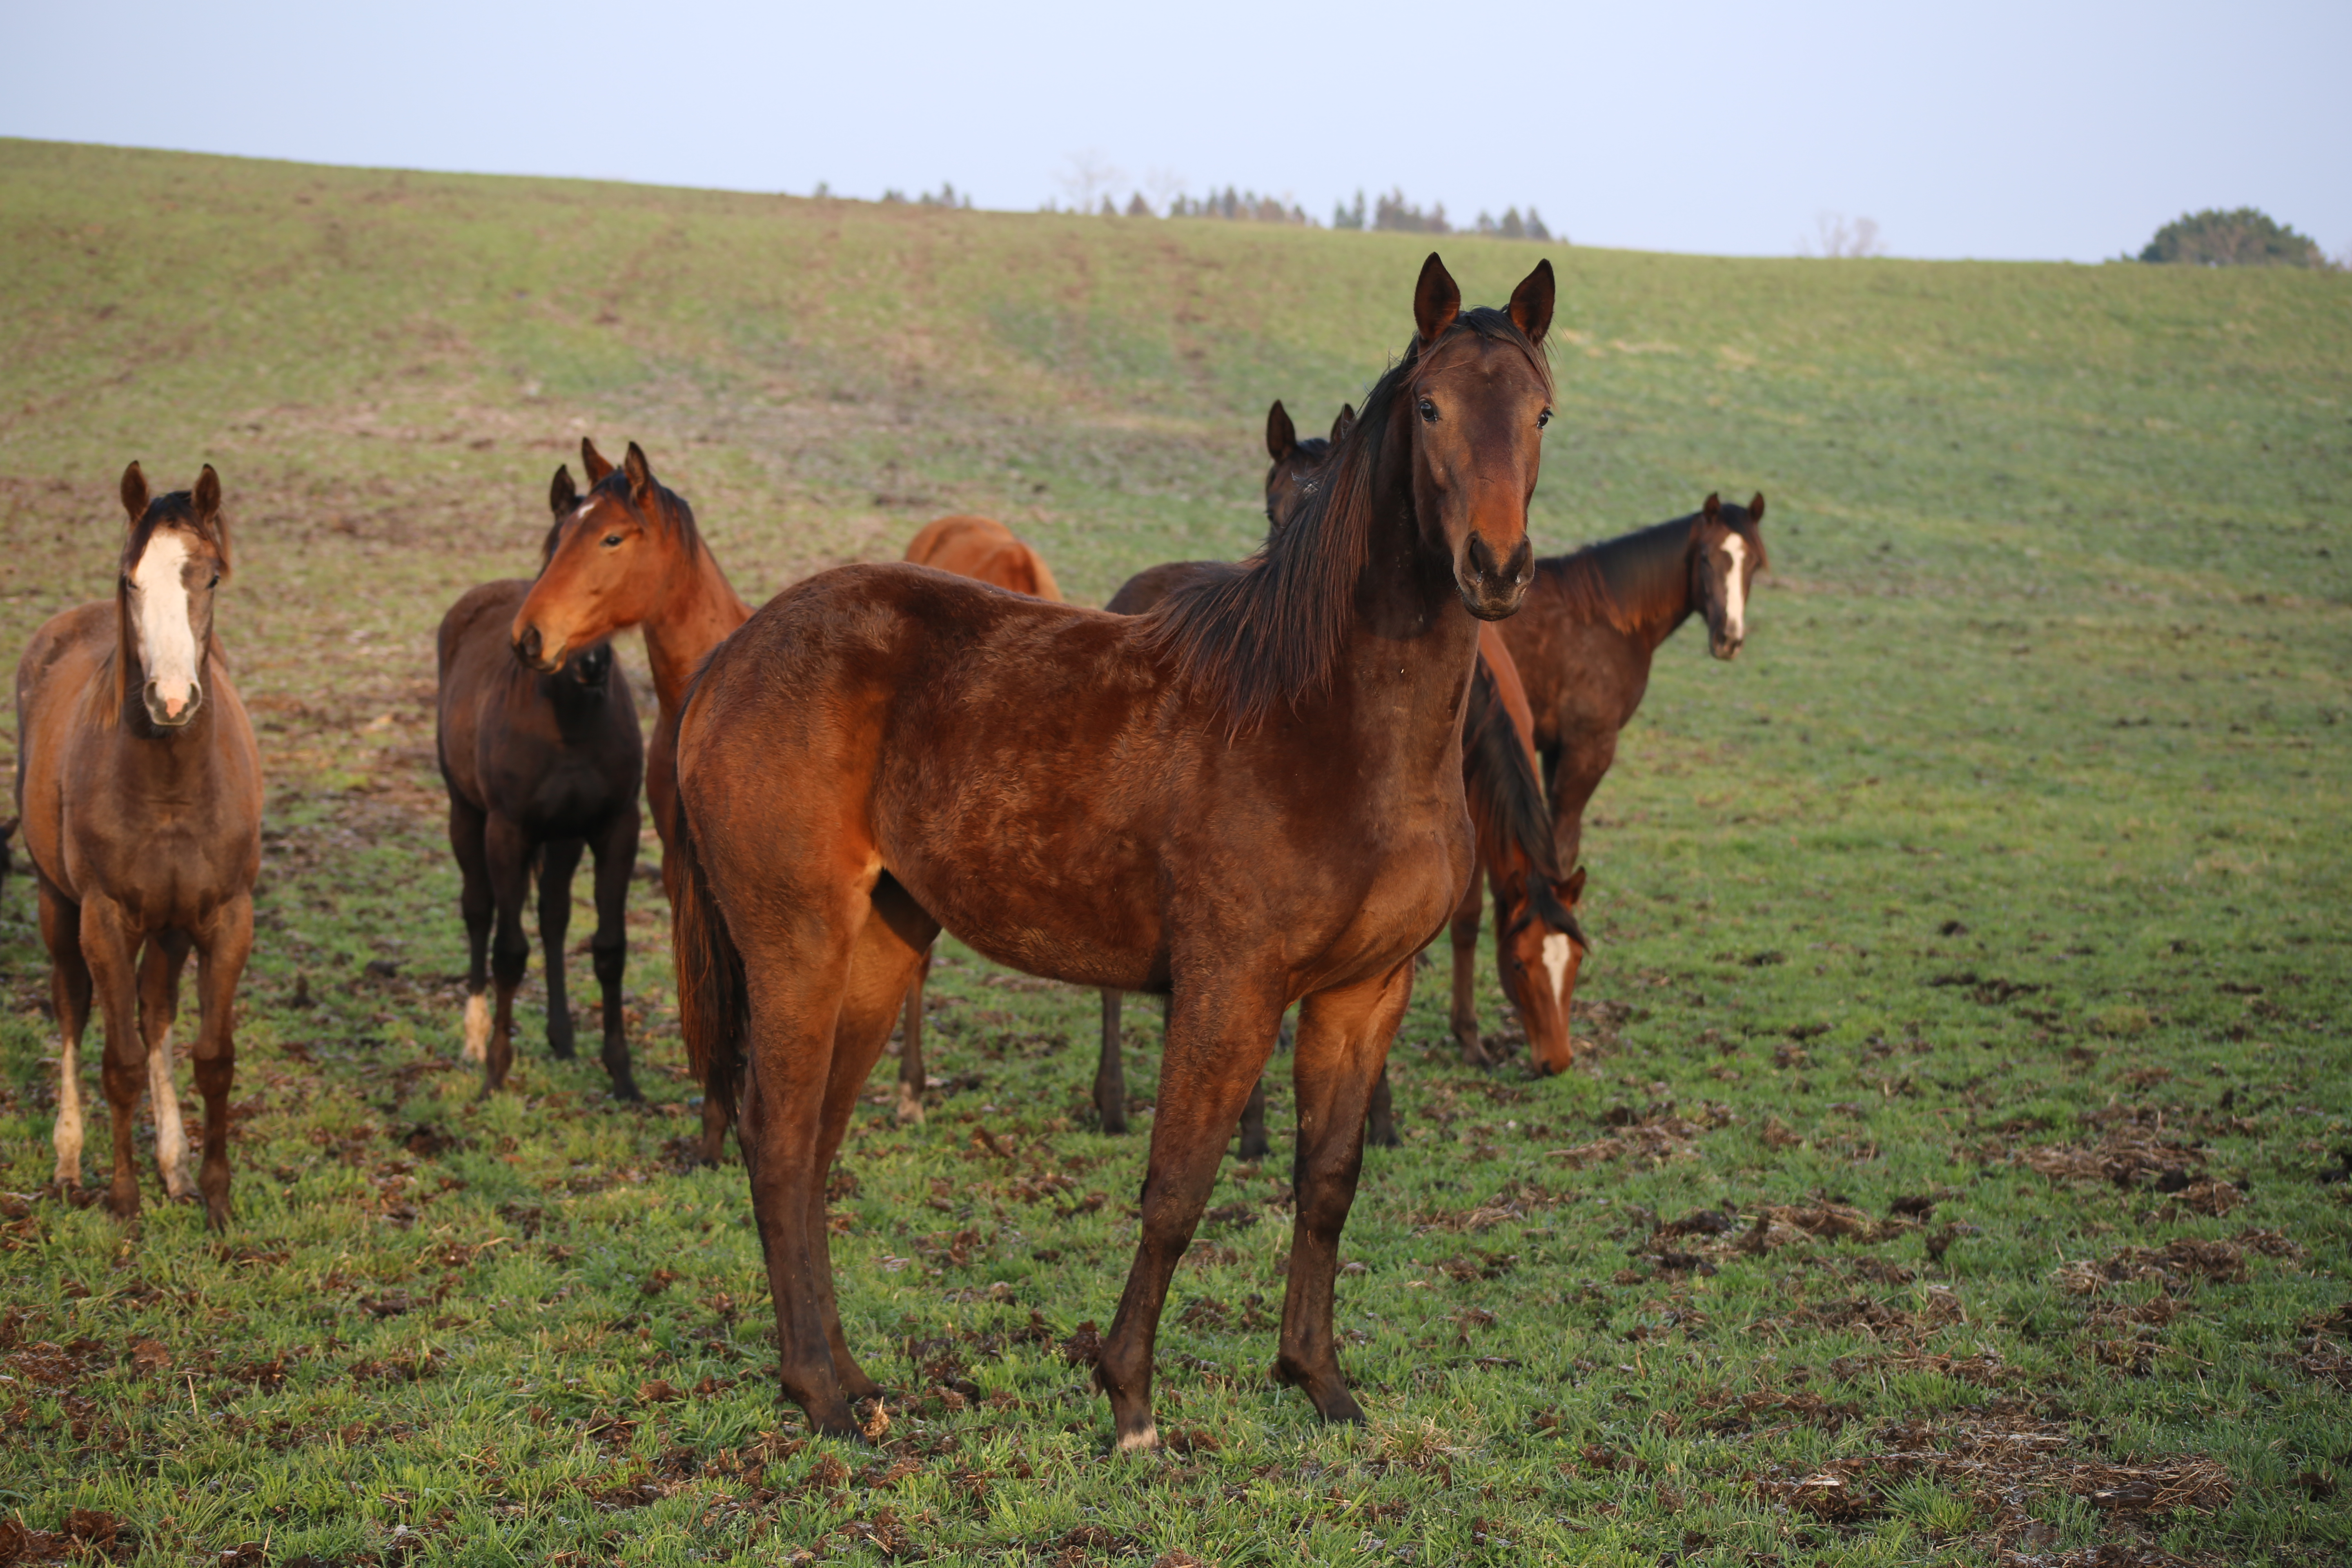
top-left (1340, 453), bottom-right (1482, 767)
top-left (641, 544), bottom-right (751, 717)
top-left (1590, 521), bottom-right (1697, 654)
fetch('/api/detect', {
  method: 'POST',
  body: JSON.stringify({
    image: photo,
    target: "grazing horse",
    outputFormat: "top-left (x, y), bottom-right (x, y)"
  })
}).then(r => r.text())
top-left (670, 253), bottom-right (1555, 1447)
top-left (510, 439), bottom-right (751, 851)
top-left (1496, 493), bottom-right (1766, 871)
top-left (435, 466), bottom-right (644, 1098)
top-left (1450, 626), bottom-right (1587, 1074)
top-left (13, 464), bottom-right (261, 1227)
top-left (891, 515), bottom-right (1063, 1124)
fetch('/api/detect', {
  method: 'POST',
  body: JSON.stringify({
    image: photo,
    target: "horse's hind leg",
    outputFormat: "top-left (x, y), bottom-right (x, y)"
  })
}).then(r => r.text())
top-left (537, 837), bottom-right (584, 1061)
top-left (38, 875), bottom-right (92, 1192)
top-left (1236, 1075), bottom-right (1269, 1161)
top-left (1094, 990), bottom-right (1127, 1133)
top-left (138, 931), bottom-right (196, 1201)
top-left (448, 793), bottom-right (494, 1064)
top-left (588, 806), bottom-right (640, 1101)
top-left (480, 815), bottom-right (534, 1093)
top-left (1277, 961), bottom-right (1413, 1425)
top-left (1095, 979), bottom-right (1285, 1450)
top-left (1363, 1065), bottom-right (1400, 1148)
top-left (186, 894), bottom-right (253, 1231)
top-left (813, 879), bottom-right (936, 1400)
top-left (894, 947), bottom-right (930, 1126)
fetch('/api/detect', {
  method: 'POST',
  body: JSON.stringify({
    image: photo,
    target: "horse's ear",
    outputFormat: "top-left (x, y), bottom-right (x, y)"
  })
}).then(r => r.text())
top-left (1266, 400), bottom-right (1296, 461)
top-left (550, 464), bottom-right (578, 515)
top-left (1414, 252), bottom-right (1460, 345)
top-left (1748, 492), bottom-right (1766, 523)
top-left (1332, 404), bottom-right (1356, 443)
top-left (120, 461), bottom-right (149, 522)
top-left (623, 441), bottom-right (655, 505)
top-left (581, 438), bottom-right (614, 483)
top-left (1508, 258), bottom-right (1555, 346)
top-left (1702, 492), bottom-right (1722, 525)
top-left (193, 465), bottom-right (229, 568)
top-left (1564, 864), bottom-right (1587, 901)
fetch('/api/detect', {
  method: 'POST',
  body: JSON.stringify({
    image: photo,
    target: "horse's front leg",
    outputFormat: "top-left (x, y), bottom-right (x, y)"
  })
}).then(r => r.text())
top-left (537, 836), bottom-right (584, 1061)
top-left (78, 895), bottom-right (146, 1219)
top-left (447, 792), bottom-right (494, 1064)
top-left (189, 895), bottom-right (253, 1231)
top-left (1448, 873), bottom-right (1493, 1066)
top-left (137, 931), bottom-right (196, 1200)
top-left (1095, 978), bottom-right (1285, 1450)
top-left (588, 805), bottom-right (639, 1100)
top-left (481, 815), bottom-right (533, 1094)
top-left (1278, 960), bottom-right (1414, 1423)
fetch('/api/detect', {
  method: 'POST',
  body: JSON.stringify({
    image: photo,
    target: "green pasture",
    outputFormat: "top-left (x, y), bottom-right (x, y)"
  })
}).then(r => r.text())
top-left (1, 138), bottom-right (2349, 1564)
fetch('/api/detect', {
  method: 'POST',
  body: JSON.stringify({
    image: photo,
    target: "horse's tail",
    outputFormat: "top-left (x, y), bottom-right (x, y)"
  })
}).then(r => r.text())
top-left (668, 789), bottom-right (745, 1129)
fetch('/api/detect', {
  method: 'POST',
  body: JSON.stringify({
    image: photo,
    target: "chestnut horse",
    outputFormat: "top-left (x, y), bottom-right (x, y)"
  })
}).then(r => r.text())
top-left (1496, 493), bottom-right (1766, 871)
top-left (13, 464), bottom-right (261, 1227)
top-left (902, 514), bottom-right (1062, 601)
top-left (891, 514), bottom-right (1062, 1124)
top-left (434, 465), bottom-right (644, 1098)
top-left (670, 254), bottom-right (1555, 1446)
top-left (510, 439), bottom-right (751, 851)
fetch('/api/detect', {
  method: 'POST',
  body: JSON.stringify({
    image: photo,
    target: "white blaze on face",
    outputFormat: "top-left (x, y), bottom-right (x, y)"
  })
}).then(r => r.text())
top-left (1541, 932), bottom-right (1574, 1006)
top-left (1720, 535), bottom-right (1749, 644)
top-left (132, 530), bottom-right (200, 717)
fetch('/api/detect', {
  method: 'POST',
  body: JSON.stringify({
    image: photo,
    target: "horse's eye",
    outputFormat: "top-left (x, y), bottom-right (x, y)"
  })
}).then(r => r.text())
top-left (601, 533), bottom-right (624, 548)
top-left (1537, 409), bottom-right (1552, 430)
top-left (1418, 398), bottom-right (1438, 423)
top-left (209, 573), bottom-right (221, 588)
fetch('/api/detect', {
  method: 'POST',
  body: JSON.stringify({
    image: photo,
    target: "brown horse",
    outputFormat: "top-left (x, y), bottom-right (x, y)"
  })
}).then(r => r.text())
top-left (435, 466), bottom-right (644, 1098)
top-left (13, 464), bottom-right (261, 1227)
top-left (509, 440), bottom-right (751, 850)
top-left (1496, 493), bottom-right (1766, 872)
top-left (891, 514), bottom-right (1064, 1124)
top-left (670, 253), bottom-right (1555, 1447)
top-left (1451, 623), bottom-right (1586, 1074)
top-left (901, 514), bottom-right (1062, 601)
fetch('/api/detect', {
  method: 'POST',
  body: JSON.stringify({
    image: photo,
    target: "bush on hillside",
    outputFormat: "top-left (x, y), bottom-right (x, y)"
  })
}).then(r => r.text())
top-left (2139, 208), bottom-right (2325, 268)
top-left (1475, 207), bottom-right (1555, 242)
top-left (1372, 190), bottom-right (1449, 235)
top-left (1167, 187), bottom-right (1311, 225)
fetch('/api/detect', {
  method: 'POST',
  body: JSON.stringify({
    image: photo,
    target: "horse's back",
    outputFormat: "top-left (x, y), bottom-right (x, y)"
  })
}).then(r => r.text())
top-left (905, 515), bottom-right (1061, 602)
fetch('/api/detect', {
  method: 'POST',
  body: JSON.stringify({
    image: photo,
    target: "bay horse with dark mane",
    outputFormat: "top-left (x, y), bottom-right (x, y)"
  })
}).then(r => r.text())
top-left (14, 464), bottom-right (261, 1227)
top-left (890, 514), bottom-right (1063, 1124)
top-left (669, 253), bottom-right (1556, 1447)
top-left (1497, 493), bottom-right (1766, 871)
top-left (435, 463), bottom-right (644, 1098)
top-left (510, 439), bottom-right (751, 853)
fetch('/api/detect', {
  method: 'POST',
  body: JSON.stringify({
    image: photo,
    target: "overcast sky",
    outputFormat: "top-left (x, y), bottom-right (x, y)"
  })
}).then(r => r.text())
top-left (9, 0), bottom-right (2345, 262)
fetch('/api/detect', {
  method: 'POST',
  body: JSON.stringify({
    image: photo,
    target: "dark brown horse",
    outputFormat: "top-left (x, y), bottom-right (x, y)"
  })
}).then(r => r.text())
top-left (670, 253), bottom-right (1555, 1447)
top-left (891, 514), bottom-right (1065, 1124)
top-left (435, 466), bottom-right (644, 1098)
top-left (13, 464), bottom-right (261, 1227)
top-left (1496, 493), bottom-right (1766, 871)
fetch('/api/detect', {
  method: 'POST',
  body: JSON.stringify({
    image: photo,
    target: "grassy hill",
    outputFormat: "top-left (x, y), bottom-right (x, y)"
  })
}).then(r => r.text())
top-left (2, 139), bottom-right (2349, 1564)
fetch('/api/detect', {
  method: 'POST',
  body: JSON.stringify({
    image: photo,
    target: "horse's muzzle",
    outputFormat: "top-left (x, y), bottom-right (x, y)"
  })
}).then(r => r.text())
top-left (1456, 533), bottom-right (1534, 621)
top-left (1709, 633), bottom-right (1744, 661)
top-left (513, 623), bottom-right (563, 673)
top-left (143, 678), bottom-right (201, 728)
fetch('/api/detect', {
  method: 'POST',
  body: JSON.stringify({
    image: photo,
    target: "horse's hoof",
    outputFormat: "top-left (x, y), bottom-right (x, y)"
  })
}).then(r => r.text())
top-left (104, 1185), bottom-right (140, 1221)
top-left (1237, 1133), bottom-right (1270, 1161)
top-left (893, 1088), bottom-right (925, 1127)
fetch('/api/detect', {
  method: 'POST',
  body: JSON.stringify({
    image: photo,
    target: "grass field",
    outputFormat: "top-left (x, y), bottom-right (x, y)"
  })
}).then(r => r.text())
top-left (2, 138), bottom-right (2350, 1566)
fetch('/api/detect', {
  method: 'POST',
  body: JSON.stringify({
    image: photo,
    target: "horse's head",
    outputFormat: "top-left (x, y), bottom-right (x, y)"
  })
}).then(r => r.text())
top-left (514, 439), bottom-right (688, 672)
top-left (1494, 864), bottom-right (1588, 1076)
top-left (1404, 254), bottom-right (1554, 621)
top-left (1691, 492), bottom-right (1767, 660)
top-left (116, 461), bottom-right (230, 729)
top-left (1263, 400), bottom-right (1352, 535)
